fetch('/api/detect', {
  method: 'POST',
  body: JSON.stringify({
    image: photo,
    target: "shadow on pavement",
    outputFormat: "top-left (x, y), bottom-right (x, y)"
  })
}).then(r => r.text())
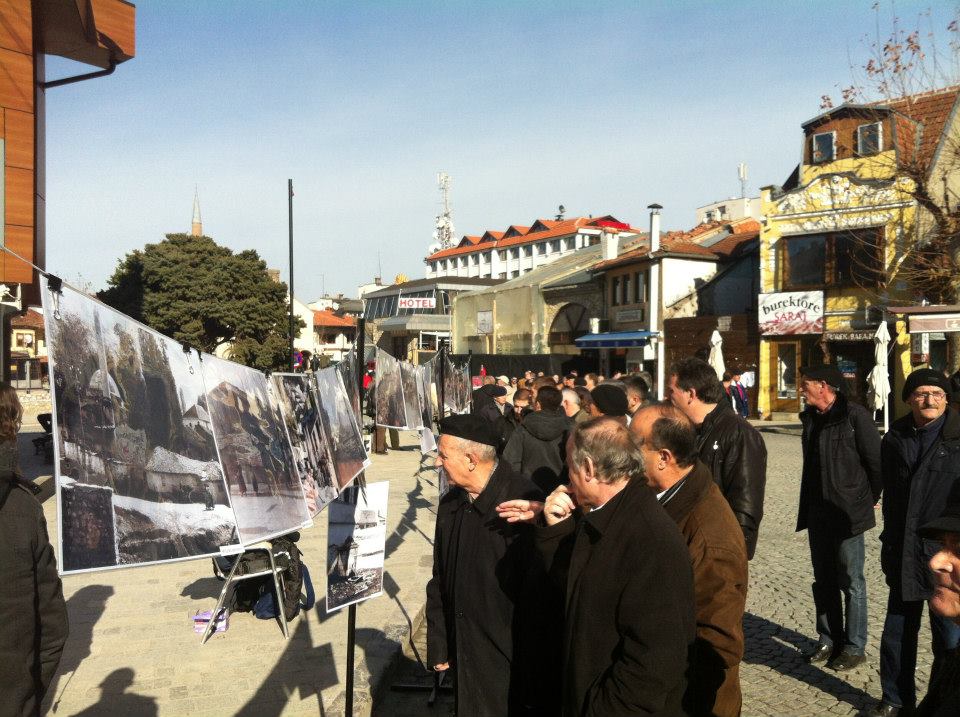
top-left (743, 612), bottom-right (875, 711)
top-left (179, 576), bottom-right (224, 601)
top-left (46, 585), bottom-right (115, 715)
top-left (67, 668), bottom-right (157, 717)
top-left (233, 619), bottom-right (338, 717)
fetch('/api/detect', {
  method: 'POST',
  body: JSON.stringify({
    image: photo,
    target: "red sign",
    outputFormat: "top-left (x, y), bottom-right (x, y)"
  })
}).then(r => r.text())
top-left (398, 297), bottom-right (436, 310)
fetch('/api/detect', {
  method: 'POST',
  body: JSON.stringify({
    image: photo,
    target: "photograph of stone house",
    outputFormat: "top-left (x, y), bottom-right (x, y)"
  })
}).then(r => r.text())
top-left (43, 284), bottom-right (239, 573)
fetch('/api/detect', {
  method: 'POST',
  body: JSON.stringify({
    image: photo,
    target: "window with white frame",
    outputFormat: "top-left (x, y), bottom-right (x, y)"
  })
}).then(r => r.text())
top-left (812, 131), bottom-right (836, 163)
top-left (856, 122), bottom-right (882, 155)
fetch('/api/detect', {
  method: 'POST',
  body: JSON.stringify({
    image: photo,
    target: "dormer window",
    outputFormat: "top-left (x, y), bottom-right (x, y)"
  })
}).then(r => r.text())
top-left (856, 121), bottom-right (882, 155)
top-left (812, 131), bottom-right (836, 163)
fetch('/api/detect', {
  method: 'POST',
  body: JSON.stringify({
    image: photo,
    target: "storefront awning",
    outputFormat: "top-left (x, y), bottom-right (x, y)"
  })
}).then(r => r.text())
top-left (575, 331), bottom-right (657, 348)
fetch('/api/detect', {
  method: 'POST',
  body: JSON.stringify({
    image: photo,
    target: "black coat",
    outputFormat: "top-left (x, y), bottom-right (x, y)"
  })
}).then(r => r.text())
top-left (798, 392), bottom-right (882, 536)
top-left (426, 461), bottom-right (551, 717)
top-left (0, 473), bottom-right (68, 717)
top-left (880, 408), bottom-right (960, 601)
top-left (502, 409), bottom-right (573, 494)
top-left (695, 401), bottom-right (767, 559)
top-left (536, 478), bottom-right (696, 717)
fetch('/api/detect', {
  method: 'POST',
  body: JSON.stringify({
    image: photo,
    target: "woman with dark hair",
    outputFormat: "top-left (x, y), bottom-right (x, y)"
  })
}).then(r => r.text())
top-left (0, 383), bottom-right (24, 476)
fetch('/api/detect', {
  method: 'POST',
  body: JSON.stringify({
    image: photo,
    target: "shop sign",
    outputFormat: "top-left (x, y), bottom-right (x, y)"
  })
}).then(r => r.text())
top-left (908, 313), bottom-right (960, 333)
top-left (758, 291), bottom-right (824, 335)
top-left (911, 332), bottom-right (930, 365)
top-left (616, 309), bottom-right (644, 322)
top-left (476, 310), bottom-right (493, 335)
top-left (398, 296), bottom-right (435, 309)
top-left (824, 330), bottom-right (876, 342)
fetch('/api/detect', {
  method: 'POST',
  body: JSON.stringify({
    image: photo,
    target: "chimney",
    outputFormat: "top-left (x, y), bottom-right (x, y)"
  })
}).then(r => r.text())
top-left (648, 203), bottom-right (662, 252)
top-left (374, 276), bottom-right (382, 286)
top-left (600, 227), bottom-right (620, 260)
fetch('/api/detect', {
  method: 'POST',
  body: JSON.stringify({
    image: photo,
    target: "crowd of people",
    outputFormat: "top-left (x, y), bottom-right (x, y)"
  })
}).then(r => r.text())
top-left (427, 359), bottom-right (960, 717)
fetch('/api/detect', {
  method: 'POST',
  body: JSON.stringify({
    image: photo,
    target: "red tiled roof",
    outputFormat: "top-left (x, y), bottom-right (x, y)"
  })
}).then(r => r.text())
top-left (708, 230), bottom-right (760, 257)
top-left (882, 85), bottom-right (960, 169)
top-left (11, 308), bottom-right (44, 330)
top-left (313, 309), bottom-right (355, 328)
top-left (426, 215), bottom-right (636, 261)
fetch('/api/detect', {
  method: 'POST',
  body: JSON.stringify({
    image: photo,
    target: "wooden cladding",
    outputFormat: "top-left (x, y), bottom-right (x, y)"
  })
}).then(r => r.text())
top-left (0, 0), bottom-right (32, 54)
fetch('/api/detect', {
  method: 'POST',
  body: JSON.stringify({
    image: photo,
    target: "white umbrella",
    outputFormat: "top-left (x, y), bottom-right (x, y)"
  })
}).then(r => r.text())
top-left (708, 329), bottom-right (726, 381)
top-left (867, 322), bottom-right (892, 431)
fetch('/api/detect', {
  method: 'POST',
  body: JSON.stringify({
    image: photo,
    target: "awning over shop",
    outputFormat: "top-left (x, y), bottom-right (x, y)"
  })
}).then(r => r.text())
top-left (575, 331), bottom-right (657, 348)
top-left (377, 314), bottom-right (452, 333)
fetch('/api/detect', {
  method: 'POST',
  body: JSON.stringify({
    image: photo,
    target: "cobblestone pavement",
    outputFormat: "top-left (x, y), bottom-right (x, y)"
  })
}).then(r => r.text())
top-left (378, 431), bottom-right (937, 717)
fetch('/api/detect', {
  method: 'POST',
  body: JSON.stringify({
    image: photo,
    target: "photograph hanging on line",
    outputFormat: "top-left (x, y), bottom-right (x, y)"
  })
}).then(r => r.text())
top-left (415, 363), bottom-right (433, 430)
top-left (203, 354), bottom-right (311, 545)
top-left (314, 367), bottom-right (370, 490)
top-left (336, 348), bottom-right (363, 426)
top-left (326, 481), bottom-right (389, 612)
top-left (374, 349), bottom-right (407, 429)
top-left (271, 373), bottom-right (338, 517)
top-left (399, 360), bottom-right (422, 430)
top-left (43, 284), bottom-right (239, 574)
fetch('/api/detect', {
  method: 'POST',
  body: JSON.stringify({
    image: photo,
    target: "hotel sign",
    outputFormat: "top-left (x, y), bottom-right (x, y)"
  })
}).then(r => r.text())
top-left (398, 296), bottom-right (435, 310)
top-left (758, 291), bottom-right (824, 335)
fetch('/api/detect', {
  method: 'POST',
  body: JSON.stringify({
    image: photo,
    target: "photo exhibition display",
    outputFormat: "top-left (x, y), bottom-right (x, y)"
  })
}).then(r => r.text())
top-left (374, 349), bottom-right (408, 429)
top-left (42, 283), bottom-right (373, 575)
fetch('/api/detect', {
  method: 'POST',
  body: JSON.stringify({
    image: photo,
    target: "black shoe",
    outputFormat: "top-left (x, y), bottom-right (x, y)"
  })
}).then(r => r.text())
top-left (828, 650), bottom-right (865, 671)
top-left (802, 642), bottom-right (833, 663)
top-left (866, 702), bottom-right (905, 717)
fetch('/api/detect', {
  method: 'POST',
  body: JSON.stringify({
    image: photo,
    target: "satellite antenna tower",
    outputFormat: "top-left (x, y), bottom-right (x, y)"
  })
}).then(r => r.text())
top-left (738, 163), bottom-right (748, 199)
top-left (433, 172), bottom-right (456, 250)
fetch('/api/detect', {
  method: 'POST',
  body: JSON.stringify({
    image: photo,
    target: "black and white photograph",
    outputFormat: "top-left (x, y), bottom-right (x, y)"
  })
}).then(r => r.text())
top-left (336, 348), bottom-right (363, 426)
top-left (326, 481), bottom-right (389, 612)
top-left (441, 354), bottom-right (471, 414)
top-left (399, 360), bottom-right (422, 429)
top-left (415, 363), bottom-right (433, 430)
top-left (203, 354), bottom-right (311, 545)
top-left (374, 349), bottom-right (407, 429)
top-left (314, 367), bottom-right (370, 490)
top-left (271, 373), bottom-right (338, 517)
top-left (43, 284), bottom-right (239, 574)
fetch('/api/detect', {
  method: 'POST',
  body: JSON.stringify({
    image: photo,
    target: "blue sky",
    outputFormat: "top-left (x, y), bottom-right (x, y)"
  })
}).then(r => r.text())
top-left (43, 0), bottom-right (956, 301)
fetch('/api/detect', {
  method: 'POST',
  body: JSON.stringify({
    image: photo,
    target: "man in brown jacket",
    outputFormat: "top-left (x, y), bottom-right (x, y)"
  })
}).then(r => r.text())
top-left (631, 404), bottom-right (749, 717)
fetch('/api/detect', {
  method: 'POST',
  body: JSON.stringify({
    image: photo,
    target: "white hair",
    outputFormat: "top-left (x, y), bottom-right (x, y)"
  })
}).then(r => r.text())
top-left (449, 435), bottom-right (497, 462)
top-left (561, 387), bottom-right (580, 406)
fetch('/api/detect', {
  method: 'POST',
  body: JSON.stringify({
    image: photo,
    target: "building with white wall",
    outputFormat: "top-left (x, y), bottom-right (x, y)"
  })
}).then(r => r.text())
top-left (424, 215), bottom-right (641, 281)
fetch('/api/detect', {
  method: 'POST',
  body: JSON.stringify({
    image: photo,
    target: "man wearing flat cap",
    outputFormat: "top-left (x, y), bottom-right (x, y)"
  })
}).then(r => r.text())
top-left (912, 482), bottom-right (960, 716)
top-left (797, 363), bottom-right (882, 671)
top-left (870, 369), bottom-right (960, 717)
top-left (588, 384), bottom-right (629, 426)
top-left (426, 414), bottom-right (553, 716)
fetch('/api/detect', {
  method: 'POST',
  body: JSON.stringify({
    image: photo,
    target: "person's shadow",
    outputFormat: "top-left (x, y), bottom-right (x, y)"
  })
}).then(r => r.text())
top-left (743, 612), bottom-right (875, 711)
top-left (68, 668), bottom-right (157, 717)
top-left (45, 585), bottom-right (114, 714)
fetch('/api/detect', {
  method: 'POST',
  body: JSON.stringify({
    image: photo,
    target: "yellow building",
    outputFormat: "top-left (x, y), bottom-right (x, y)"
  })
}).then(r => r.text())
top-left (758, 87), bottom-right (960, 418)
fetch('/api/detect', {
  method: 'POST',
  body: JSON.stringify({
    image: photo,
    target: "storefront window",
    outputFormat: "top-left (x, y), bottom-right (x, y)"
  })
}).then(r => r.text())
top-left (777, 344), bottom-right (798, 399)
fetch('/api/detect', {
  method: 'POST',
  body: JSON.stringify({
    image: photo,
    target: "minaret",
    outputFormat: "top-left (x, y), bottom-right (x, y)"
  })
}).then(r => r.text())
top-left (190, 188), bottom-right (203, 237)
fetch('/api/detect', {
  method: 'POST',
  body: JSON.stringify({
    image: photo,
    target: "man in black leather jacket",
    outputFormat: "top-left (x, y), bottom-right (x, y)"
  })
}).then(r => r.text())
top-left (797, 364), bottom-right (882, 672)
top-left (667, 357), bottom-right (767, 560)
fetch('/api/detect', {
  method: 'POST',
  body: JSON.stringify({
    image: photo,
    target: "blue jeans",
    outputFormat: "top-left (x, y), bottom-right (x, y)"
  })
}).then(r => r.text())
top-left (879, 588), bottom-right (960, 708)
top-left (807, 520), bottom-right (869, 655)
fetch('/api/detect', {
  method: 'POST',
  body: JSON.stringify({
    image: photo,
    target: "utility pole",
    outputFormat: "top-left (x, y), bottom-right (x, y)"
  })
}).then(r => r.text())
top-left (288, 179), bottom-right (295, 371)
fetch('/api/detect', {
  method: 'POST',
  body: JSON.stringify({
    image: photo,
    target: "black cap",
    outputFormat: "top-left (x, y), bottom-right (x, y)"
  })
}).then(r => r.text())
top-left (799, 364), bottom-right (845, 391)
top-left (920, 480), bottom-right (960, 538)
top-left (591, 384), bottom-right (628, 417)
top-left (480, 384), bottom-right (508, 398)
top-left (902, 368), bottom-right (952, 403)
top-left (439, 414), bottom-right (499, 447)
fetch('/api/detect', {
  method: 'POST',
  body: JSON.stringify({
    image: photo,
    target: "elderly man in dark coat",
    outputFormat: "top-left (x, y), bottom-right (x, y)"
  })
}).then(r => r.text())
top-left (426, 414), bottom-right (551, 716)
top-left (530, 418), bottom-right (696, 716)
top-left (0, 471), bottom-right (68, 717)
top-left (872, 369), bottom-right (960, 717)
